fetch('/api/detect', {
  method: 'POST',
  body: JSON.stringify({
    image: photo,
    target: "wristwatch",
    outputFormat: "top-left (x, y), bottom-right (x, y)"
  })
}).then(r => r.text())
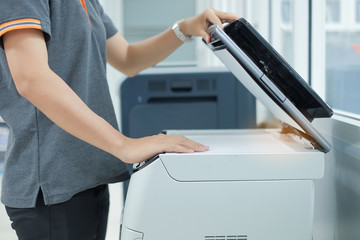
top-left (172, 20), bottom-right (193, 43)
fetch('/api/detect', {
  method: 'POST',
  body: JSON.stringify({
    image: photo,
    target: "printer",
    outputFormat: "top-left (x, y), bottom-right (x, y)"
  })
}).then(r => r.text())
top-left (119, 18), bottom-right (333, 240)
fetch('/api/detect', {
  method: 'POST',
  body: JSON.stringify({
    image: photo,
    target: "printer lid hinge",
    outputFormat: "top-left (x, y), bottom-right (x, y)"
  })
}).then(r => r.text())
top-left (280, 123), bottom-right (322, 151)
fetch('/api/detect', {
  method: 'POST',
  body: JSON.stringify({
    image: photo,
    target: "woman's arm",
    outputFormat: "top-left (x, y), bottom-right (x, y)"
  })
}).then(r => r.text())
top-left (106, 27), bottom-right (181, 77)
top-left (107, 9), bottom-right (238, 76)
top-left (3, 29), bottom-right (208, 163)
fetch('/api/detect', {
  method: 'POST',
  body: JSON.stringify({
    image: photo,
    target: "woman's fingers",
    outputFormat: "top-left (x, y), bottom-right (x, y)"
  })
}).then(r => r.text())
top-left (158, 134), bottom-right (209, 153)
top-left (180, 8), bottom-right (239, 43)
top-left (119, 134), bottom-right (209, 163)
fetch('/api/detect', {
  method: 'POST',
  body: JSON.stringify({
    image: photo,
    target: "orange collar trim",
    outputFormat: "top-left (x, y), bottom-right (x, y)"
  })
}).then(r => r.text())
top-left (80, 0), bottom-right (89, 15)
top-left (79, 0), bottom-right (90, 24)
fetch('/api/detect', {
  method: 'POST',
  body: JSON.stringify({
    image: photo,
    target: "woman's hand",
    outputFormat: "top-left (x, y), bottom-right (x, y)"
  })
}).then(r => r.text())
top-left (179, 8), bottom-right (239, 43)
top-left (116, 134), bottom-right (209, 164)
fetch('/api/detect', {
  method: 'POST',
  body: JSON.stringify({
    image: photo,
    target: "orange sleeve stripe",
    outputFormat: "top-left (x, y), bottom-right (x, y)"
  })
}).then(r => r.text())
top-left (0, 25), bottom-right (42, 37)
top-left (0, 19), bottom-right (42, 37)
top-left (0, 18), bottom-right (41, 29)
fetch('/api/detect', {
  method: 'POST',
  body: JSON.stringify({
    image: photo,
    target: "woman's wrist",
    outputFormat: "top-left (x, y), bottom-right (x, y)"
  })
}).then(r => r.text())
top-left (108, 132), bottom-right (129, 161)
top-left (172, 19), bottom-right (193, 43)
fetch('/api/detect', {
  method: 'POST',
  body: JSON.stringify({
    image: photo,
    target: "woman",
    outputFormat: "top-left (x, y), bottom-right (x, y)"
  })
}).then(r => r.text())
top-left (0, 0), bottom-right (238, 239)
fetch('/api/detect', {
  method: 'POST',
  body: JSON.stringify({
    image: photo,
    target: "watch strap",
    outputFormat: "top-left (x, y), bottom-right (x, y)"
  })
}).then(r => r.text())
top-left (172, 20), bottom-right (193, 43)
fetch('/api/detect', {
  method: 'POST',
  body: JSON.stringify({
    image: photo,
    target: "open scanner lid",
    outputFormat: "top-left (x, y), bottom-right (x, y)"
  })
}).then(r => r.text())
top-left (206, 18), bottom-right (333, 153)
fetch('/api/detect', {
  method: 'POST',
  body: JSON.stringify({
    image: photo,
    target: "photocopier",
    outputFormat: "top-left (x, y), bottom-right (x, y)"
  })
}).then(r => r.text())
top-left (119, 18), bottom-right (333, 240)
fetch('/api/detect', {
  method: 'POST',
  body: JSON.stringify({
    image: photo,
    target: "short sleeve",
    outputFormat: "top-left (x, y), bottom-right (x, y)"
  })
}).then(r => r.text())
top-left (92, 0), bottom-right (118, 39)
top-left (0, 0), bottom-right (51, 42)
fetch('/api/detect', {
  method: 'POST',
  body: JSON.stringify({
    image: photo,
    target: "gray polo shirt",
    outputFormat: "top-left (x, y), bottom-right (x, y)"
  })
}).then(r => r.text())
top-left (0, 0), bottom-right (130, 208)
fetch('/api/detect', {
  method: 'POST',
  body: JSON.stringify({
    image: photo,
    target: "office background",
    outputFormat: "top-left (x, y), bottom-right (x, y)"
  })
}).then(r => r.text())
top-left (1, 0), bottom-right (359, 239)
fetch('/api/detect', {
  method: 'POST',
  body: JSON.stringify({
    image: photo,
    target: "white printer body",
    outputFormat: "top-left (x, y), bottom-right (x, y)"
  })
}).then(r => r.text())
top-left (120, 129), bottom-right (323, 240)
top-left (119, 18), bottom-right (332, 240)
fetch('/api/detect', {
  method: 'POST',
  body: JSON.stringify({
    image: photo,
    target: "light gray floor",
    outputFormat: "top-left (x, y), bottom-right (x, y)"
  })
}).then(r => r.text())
top-left (0, 174), bottom-right (124, 240)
